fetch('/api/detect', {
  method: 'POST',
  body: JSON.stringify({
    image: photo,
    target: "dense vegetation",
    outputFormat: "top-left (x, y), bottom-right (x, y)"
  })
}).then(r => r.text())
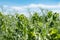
top-left (0, 11), bottom-right (60, 40)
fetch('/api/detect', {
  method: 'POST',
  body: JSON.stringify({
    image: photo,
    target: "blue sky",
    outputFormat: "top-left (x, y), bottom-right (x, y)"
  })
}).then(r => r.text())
top-left (0, 0), bottom-right (60, 15)
top-left (0, 0), bottom-right (60, 6)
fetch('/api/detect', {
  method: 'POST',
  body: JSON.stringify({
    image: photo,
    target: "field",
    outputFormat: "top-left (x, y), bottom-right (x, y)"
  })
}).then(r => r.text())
top-left (0, 10), bottom-right (60, 40)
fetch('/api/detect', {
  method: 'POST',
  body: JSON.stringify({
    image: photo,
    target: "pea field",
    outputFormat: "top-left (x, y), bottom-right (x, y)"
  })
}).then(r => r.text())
top-left (0, 10), bottom-right (60, 40)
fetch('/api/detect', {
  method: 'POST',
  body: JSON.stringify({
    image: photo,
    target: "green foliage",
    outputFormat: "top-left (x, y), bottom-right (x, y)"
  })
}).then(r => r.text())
top-left (47, 11), bottom-right (52, 18)
top-left (0, 11), bottom-right (60, 40)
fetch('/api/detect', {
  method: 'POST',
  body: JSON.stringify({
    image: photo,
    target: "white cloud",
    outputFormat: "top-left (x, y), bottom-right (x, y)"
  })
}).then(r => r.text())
top-left (1, 4), bottom-right (60, 13)
top-left (10, 4), bottom-right (60, 10)
top-left (10, 4), bottom-right (60, 14)
top-left (0, 4), bottom-right (60, 16)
